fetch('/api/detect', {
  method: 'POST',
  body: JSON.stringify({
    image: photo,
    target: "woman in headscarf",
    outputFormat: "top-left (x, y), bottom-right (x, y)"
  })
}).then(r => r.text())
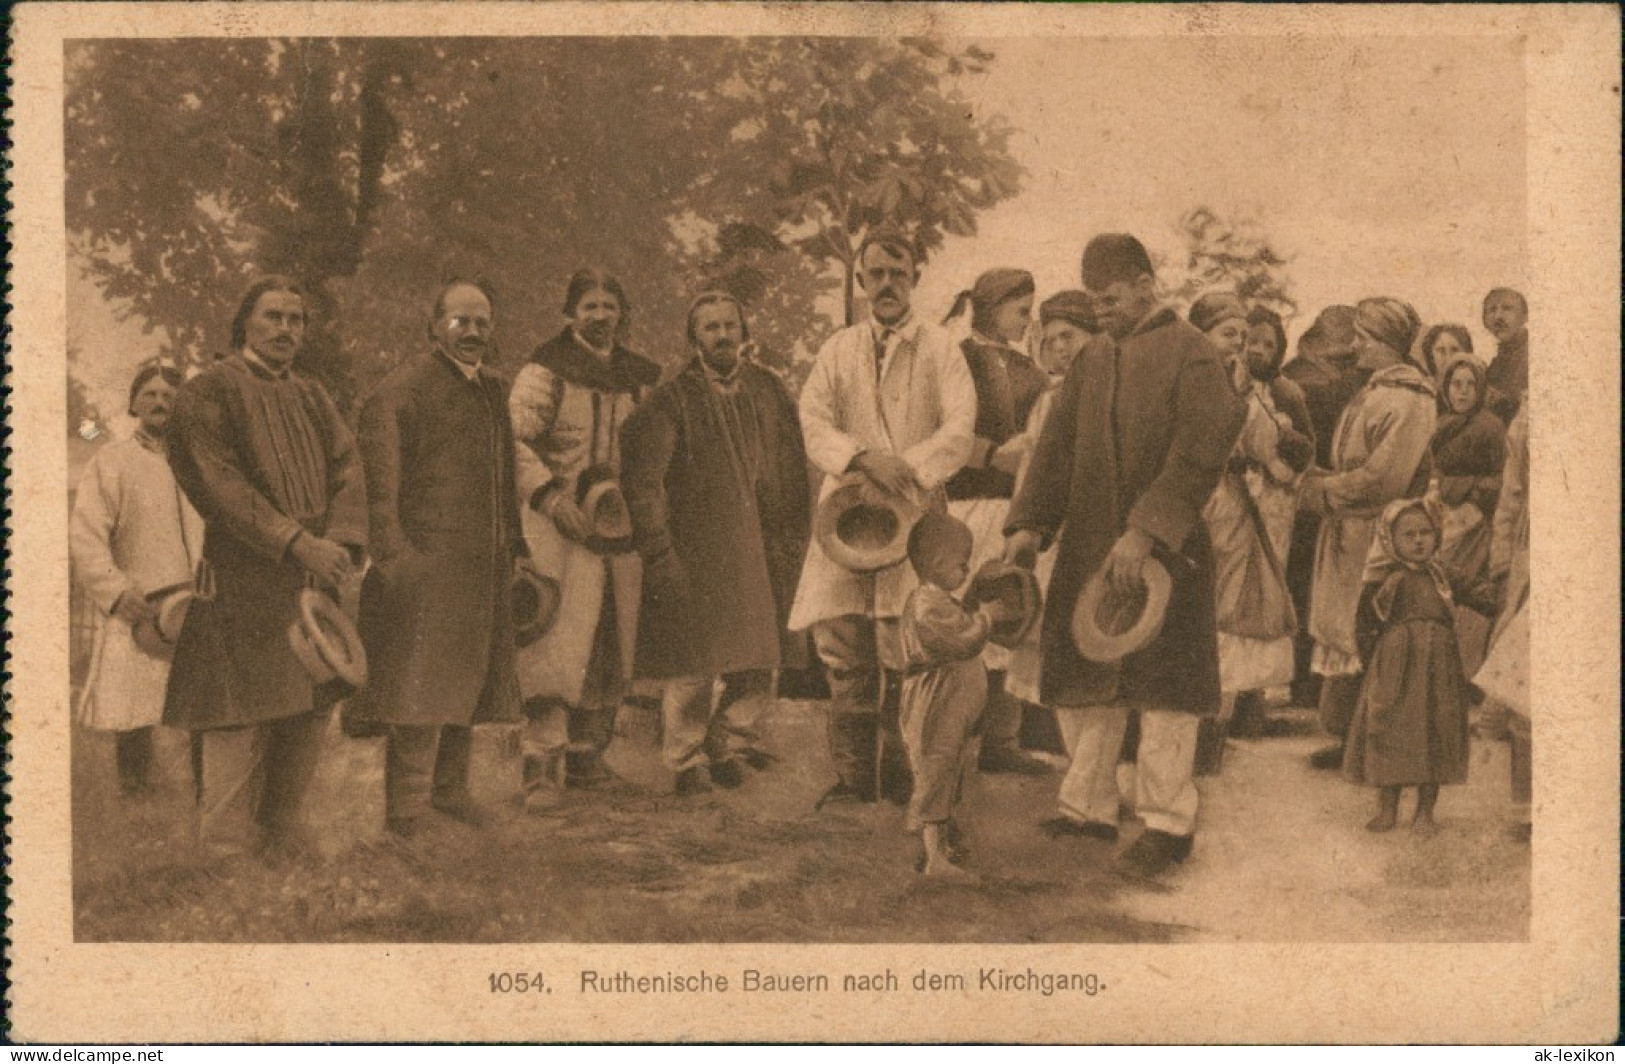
top-left (1429, 353), bottom-right (1505, 673)
top-left (941, 267), bottom-right (1052, 774)
top-left (1189, 296), bottom-right (1316, 740)
top-left (1298, 297), bottom-right (1437, 771)
top-left (1418, 322), bottom-right (1475, 397)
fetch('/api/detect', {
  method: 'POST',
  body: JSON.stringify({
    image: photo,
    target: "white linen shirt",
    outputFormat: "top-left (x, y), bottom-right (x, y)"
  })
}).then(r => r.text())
top-left (788, 313), bottom-right (976, 628)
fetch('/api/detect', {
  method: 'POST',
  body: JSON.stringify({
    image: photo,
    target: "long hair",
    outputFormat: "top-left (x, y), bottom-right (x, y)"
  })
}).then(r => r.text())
top-left (229, 275), bottom-right (306, 350)
top-left (561, 267), bottom-right (632, 334)
top-left (1418, 322), bottom-right (1474, 380)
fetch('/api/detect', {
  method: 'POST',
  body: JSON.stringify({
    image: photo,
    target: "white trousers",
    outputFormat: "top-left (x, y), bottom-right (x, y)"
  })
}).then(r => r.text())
top-left (660, 670), bottom-right (774, 773)
top-left (1054, 705), bottom-right (1201, 837)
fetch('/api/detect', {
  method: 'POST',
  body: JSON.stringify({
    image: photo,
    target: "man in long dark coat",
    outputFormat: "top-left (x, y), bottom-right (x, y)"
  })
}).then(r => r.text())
top-left (620, 292), bottom-right (811, 795)
top-left (1004, 234), bottom-right (1245, 878)
top-left (353, 279), bottom-right (529, 837)
top-left (165, 276), bottom-right (368, 862)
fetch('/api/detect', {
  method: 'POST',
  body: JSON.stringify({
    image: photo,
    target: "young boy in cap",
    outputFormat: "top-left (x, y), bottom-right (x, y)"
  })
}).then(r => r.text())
top-left (898, 509), bottom-right (1017, 879)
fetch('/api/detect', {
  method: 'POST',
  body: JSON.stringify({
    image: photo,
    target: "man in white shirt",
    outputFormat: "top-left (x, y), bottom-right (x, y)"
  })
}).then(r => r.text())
top-left (787, 225), bottom-right (977, 806)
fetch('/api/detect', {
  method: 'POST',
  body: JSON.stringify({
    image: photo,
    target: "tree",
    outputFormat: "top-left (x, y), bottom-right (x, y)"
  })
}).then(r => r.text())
top-left (65, 37), bottom-right (1024, 406)
top-left (1166, 206), bottom-right (1297, 320)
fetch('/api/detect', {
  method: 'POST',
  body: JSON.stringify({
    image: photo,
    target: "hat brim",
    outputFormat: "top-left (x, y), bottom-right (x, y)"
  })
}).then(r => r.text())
top-left (965, 561), bottom-right (1043, 649)
top-left (289, 588), bottom-right (369, 690)
top-left (581, 481), bottom-right (636, 553)
top-left (813, 475), bottom-right (923, 573)
top-left (512, 570), bottom-right (562, 648)
top-left (1071, 557), bottom-right (1173, 663)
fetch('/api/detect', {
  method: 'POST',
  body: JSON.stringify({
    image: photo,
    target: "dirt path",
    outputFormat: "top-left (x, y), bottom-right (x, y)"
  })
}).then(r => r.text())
top-left (71, 700), bottom-right (1527, 942)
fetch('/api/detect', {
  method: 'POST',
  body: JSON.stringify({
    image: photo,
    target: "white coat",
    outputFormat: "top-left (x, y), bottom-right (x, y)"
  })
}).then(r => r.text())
top-left (787, 313), bottom-right (976, 628)
top-left (70, 434), bottom-right (205, 731)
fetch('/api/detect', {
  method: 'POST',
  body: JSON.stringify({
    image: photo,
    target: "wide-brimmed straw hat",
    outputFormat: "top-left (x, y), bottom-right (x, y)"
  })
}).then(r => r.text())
top-left (511, 567), bottom-right (562, 648)
top-left (131, 582), bottom-right (193, 659)
top-left (965, 560), bottom-right (1043, 649)
top-left (575, 464), bottom-right (635, 554)
top-left (288, 587), bottom-right (369, 692)
top-left (813, 473), bottom-right (925, 573)
top-left (1071, 557), bottom-right (1172, 663)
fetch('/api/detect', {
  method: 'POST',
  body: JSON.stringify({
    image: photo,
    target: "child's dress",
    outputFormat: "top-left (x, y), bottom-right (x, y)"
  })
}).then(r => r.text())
top-left (898, 583), bottom-right (992, 831)
top-left (1343, 566), bottom-right (1472, 788)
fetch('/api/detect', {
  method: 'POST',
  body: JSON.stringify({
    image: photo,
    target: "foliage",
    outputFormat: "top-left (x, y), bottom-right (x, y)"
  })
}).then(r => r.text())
top-left (1165, 205), bottom-right (1298, 321)
top-left (65, 38), bottom-right (1024, 406)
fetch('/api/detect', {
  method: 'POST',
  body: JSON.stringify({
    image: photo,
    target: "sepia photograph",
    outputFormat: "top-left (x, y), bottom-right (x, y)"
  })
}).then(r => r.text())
top-left (5, 1), bottom-right (1619, 1045)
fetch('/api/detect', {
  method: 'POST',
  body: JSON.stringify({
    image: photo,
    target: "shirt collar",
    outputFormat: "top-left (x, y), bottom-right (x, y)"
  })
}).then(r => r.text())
top-left (239, 346), bottom-right (292, 381)
top-left (435, 348), bottom-right (483, 381)
top-left (870, 310), bottom-right (916, 346)
top-left (133, 428), bottom-right (165, 453)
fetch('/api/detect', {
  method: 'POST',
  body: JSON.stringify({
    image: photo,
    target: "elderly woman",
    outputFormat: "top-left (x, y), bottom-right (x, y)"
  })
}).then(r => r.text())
top-left (1189, 296), bottom-right (1316, 739)
top-left (941, 267), bottom-right (1053, 773)
top-left (1299, 297), bottom-right (1438, 770)
top-left (510, 268), bottom-right (660, 804)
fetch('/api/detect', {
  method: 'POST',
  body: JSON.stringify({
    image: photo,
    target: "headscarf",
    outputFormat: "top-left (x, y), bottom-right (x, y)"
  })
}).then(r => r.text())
top-left (1429, 353), bottom-right (1490, 456)
top-left (1039, 290), bottom-right (1097, 333)
top-left (1354, 297), bottom-right (1423, 369)
top-left (1297, 304), bottom-right (1359, 367)
top-left (1245, 306), bottom-right (1289, 381)
top-left (944, 267), bottom-right (1036, 337)
top-left (1361, 497), bottom-right (1453, 620)
top-left (1187, 292), bottom-right (1247, 335)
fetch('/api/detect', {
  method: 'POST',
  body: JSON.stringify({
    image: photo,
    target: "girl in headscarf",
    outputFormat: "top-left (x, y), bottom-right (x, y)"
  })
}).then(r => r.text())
top-left (1343, 498), bottom-right (1471, 833)
top-left (1429, 353), bottom-right (1506, 673)
top-left (1189, 296), bottom-right (1316, 740)
top-left (941, 267), bottom-right (1053, 774)
top-left (1300, 297), bottom-right (1437, 772)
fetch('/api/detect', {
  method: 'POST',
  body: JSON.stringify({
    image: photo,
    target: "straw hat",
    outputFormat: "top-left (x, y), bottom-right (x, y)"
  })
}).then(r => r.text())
top-left (287, 587), bottom-right (369, 692)
top-left (1071, 557), bottom-right (1172, 663)
top-left (511, 567), bottom-right (562, 648)
top-left (964, 560), bottom-right (1043, 649)
top-left (575, 464), bottom-right (635, 554)
top-left (131, 582), bottom-right (193, 659)
top-left (812, 473), bottom-right (924, 573)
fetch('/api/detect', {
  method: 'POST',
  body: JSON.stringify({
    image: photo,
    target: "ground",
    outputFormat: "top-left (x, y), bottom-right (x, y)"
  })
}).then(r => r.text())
top-left (72, 698), bottom-right (1529, 943)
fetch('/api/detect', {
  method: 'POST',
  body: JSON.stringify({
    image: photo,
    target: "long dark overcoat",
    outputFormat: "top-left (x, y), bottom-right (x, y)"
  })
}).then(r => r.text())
top-left (1005, 308), bottom-right (1246, 715)
top-left (619, 358), bottom-right (811, 680)
top-left (352, 351), bottom-right (526, 727)
top-left (163, 354), bottom-right (369, 729)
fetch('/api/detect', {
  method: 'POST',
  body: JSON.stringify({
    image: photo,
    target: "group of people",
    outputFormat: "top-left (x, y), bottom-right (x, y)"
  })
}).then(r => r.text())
top-left (71, 224), bottom-right (1532, 883)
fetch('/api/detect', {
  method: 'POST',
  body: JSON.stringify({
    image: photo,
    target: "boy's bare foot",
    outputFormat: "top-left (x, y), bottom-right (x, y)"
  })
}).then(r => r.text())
top-left (1366, 811), bottom-right (1398, 833)
top-left (1410, 812), bottom-right (1439, 836)
top-left (922, 855), bottom-right (979, 882)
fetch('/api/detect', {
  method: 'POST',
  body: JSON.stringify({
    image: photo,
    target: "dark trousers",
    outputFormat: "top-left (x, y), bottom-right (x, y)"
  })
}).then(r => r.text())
top-left (197, 709), bottom-right (328, 859)
top-left (384, 723), bottom-right (473, 823)
top-left (1509, 713), bottom-right (1532, 806)
top-left (114, 727), bottom-right (153, 792)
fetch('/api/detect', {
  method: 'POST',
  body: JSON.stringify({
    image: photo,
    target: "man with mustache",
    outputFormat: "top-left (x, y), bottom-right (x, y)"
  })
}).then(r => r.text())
top-left (620, 292), bottom-right (811, 795)
top-left (164, 276), bottom-right (368, 862)
top-left (788, 225), bottom-right (978, 806)
top-left (71, 364), bottom-right (206, 797)
top-left (1004, 233), bottom-right (1245, 878)
top-left (351, 279), bottom-right (531, 837)
top-left (1480, 287), bottom-right (1529, 424)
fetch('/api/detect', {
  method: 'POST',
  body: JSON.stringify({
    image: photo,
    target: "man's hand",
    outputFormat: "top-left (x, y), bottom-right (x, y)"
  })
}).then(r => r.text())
top-left (1104, 526), bottom-right (1154, 594)
top-left (852, 451), bottom-right (918, 499)
top-left (990, 436), bottom-right (1028, 476)
top-left (112, 591), bottom-right (157, 628)
top-left (291, 533), bottom-right (354, 588)
top-left (546, 492), bottom-right (595, 543)
top-left (1003, 530), bottom-right (1042, 570)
